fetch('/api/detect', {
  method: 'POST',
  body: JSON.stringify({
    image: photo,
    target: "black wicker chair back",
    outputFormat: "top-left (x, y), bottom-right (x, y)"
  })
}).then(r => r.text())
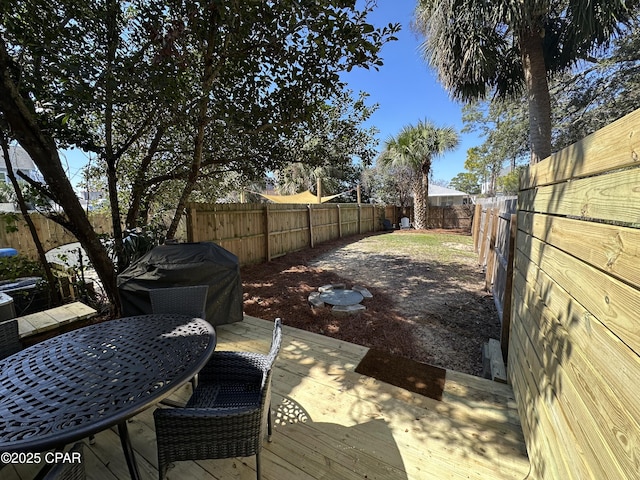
top-left (149, 285), bottom-right (209, 320)
top-left (0, 319), bottom-right (21, 361)
top-left (154, 318), bottom-right (283, 480)
top-left (150, 285), bottom-right (210, 401)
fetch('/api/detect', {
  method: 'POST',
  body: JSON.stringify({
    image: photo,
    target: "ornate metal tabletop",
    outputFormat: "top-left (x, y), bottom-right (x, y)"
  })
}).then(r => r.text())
top-left (0, 314), bottom-right (216, 459)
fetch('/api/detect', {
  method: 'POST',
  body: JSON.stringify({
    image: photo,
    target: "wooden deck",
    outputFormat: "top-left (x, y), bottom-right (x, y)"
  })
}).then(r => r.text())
top-left (6, 316), bottom-right (530, 480)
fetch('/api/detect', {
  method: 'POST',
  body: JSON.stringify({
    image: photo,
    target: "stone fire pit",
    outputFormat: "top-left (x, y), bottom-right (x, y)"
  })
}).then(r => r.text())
top-left (308, 283), bottom-right (372, 316)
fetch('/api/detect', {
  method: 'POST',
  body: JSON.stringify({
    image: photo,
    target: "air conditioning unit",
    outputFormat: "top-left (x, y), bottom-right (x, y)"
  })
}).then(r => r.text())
top-left (0, 292), bottom-right (16, 322)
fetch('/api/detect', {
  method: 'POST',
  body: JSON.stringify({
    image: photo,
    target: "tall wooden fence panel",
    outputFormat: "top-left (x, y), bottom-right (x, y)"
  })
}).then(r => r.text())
top-left (509, 109), bottom-right (640, 480)
top-left (471, 198), bottom-right (517, 359)
top-left (268, 204), bottom-right (310, 260)
top-left (0, 213), bottom-right (112, 259)
top-left (383, 204), bottom-right (473, 231)
top-left (382, 205), bottom-right (412, 227)
top-left (427, 205), bottom-right (474, 230)
top-left (187, 202), bottom-right (382, 265)
top-left (340, 205), bottom-right (361, 237)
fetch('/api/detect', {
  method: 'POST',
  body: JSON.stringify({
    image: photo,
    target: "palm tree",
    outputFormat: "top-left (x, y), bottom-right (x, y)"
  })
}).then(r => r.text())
top-left (380, 120), bottom-right (459, 229)
top-left (414, 0), bottom-right (638, 164)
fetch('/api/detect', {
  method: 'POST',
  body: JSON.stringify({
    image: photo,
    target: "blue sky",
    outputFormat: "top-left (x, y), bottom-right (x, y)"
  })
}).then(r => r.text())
top-left (342, 0), bottom-right (481, 183)
top-left (63, 0), bottom-right (481, 190)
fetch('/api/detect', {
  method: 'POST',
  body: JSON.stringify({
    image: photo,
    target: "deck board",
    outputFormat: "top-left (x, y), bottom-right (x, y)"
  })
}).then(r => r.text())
top-left (6, 315), bottom-right (530, 479)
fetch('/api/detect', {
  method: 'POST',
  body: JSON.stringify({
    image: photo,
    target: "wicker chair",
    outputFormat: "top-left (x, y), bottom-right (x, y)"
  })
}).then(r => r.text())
top-left (0, 319), bottom-right (21, 361)
top-left (42, 442), bottom-right (86, 480)
top-left (149, 285), bottom-right (209, 320)
top-left (150, 285), bottom-right (209, 401)
top-left (154, 318), bottom-right (283, 480)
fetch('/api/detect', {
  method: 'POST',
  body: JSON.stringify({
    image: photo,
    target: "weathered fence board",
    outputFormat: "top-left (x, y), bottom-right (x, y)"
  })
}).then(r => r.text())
top-left (426, 205), bottom-right (474, 229)
top-left (472, 198), bottom-right (517, 359)
top-left (510, 108), bottom-right (640, 480)
top-left (383, 205), bottom-right (473, 230)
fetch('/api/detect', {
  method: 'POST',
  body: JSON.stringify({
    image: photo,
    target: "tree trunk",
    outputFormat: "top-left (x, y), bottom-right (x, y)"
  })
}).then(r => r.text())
top-left (520, 28), bottom-right (552, 164)
top-left (0, 134), bottom-right (61, 306)
top-left (0, 39), bottom-right (120, 315)
top-left (166, 10), bottom-right (220, 239)
top-left (412, 172), bottom-right (429, 230)
top-left (104, 0), bottom-right (125, 271)
top-left (166, 102), bottom-right (205, 239)
top-left (125, 125), bottom-right (164, 228)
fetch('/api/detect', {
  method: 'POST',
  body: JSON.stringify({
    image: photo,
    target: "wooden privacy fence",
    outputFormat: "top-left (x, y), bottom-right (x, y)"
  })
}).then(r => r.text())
top-left (0, 213), bottom-right (112, 260)
top-left (186, 202), bottom-right (381, 265)
top-left (383, 205), bottom-right (474, 231)
top-left (509, 109), bottom-right (640, 479)
top-left (471, 198), bottom-right (517, 360)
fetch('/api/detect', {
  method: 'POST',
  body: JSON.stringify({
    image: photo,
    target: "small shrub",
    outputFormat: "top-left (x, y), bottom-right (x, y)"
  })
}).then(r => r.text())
top-left (0, 255), bottom-right (45, 281)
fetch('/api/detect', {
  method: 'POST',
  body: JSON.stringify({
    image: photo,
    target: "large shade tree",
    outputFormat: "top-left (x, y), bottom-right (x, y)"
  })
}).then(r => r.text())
top-left (0, 0), bottom-right (398, 313)
top-left (414, 0), bottom-right (639, 164)
top-left (379, 120), bottom-right (459, 229)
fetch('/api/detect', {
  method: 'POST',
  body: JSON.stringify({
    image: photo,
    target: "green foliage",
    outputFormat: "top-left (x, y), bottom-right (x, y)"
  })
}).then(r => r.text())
top-left (497, 167), bottom-right (524, 195)
top-left (453, 26), bottom-right (640, 187)
top-left (380, 120), bottom-right (460, 174)
top-left (0, 182), bottom-right (15, 203)
top-left (379, 120), bottom-right (459, 228)
top-left (414, 0), bottom-right (640, 162)
top-left (449, 172), bottom-right (481, 195)
top-left (414, 0), bottom-right (638, 101)
top-left (551, 26), bottom-right (640, 149)
top-left (1, 0), bottom-right (400, 264)
top-left (101, 223), bottom-right (166, 273)
top-left (361, 163), bottom-right (415, 207)
top-left (0, 255), bottom-right (45, 281)
top-left (2, 212), bottom-right (19, 234)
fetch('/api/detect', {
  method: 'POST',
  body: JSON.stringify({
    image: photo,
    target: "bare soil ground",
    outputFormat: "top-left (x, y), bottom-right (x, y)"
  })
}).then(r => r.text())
top-left (241, 230), bottom-right (500, 376)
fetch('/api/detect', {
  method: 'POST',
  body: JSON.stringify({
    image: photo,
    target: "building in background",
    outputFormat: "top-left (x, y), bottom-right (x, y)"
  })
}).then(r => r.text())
top-left (0, 145), bottom-right (44, 185)
top-left (428, 184), bottom-right (471, 206)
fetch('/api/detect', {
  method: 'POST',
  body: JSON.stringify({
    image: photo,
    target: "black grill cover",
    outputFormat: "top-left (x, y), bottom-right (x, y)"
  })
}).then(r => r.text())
top-left (117, 242), bottom-right (243, 326)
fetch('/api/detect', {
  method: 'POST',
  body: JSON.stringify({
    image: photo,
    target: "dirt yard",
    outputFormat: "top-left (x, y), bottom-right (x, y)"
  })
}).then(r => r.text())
top-left (241, 230), bottom-right (500, 376)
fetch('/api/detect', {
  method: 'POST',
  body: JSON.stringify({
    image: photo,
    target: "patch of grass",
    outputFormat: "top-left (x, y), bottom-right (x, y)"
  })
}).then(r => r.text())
top-left (352, 231), bottom-right (477, 264)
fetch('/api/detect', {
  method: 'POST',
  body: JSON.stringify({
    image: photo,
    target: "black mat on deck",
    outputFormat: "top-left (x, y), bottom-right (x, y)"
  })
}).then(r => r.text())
top-left (355, 348), bottom-right (446, 401)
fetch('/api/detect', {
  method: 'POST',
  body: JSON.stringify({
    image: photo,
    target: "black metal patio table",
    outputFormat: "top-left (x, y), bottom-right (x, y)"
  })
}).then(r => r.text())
top-left (0, 313), bottom-right (217, 480)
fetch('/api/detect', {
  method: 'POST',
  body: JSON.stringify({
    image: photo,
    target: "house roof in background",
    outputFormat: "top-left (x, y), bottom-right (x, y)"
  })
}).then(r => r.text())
top-left (429, 184), bottom-right (469, 197)
top-left (0, 145), bottom-right (37, 171)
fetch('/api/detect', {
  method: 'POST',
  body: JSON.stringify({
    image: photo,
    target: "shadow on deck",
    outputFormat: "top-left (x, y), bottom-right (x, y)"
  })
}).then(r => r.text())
top-left (6, 315), bottom-right (530, 480)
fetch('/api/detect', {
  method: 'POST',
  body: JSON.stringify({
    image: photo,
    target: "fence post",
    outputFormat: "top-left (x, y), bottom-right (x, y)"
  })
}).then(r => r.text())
top-left (472, 203), bottom-right (482, 252)
top-left (186, 205), bottom-right (196, 242)
top-left (264, 204), bottom-right (271, 262)
top-left (484, 208), bottom-right (498, 290)
top-left (337, 205), bottom-right (342, 238)
top-left (478, 207), bottom-right (490, 265)
top-left (308, 204), bottom-right (314, 248)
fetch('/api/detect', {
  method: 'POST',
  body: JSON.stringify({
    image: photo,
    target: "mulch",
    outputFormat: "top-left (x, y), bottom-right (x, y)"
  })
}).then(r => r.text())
top-left (241, 232), bottom-right (422, 360)
top-left (355, 348), bottom-right (446, 401)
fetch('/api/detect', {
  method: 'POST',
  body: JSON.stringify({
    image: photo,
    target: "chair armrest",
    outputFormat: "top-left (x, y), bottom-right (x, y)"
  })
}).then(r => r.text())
top-left (198, 351), bottom-right (268, 384)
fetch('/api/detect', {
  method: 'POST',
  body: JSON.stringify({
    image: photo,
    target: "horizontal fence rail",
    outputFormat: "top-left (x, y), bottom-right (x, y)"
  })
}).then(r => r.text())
top-left (509, 108), bottom-right (640, 480)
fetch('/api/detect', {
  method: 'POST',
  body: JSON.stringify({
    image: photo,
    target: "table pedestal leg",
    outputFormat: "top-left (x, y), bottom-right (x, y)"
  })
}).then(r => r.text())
top-left (118, 421), bottom-right (141, 480)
